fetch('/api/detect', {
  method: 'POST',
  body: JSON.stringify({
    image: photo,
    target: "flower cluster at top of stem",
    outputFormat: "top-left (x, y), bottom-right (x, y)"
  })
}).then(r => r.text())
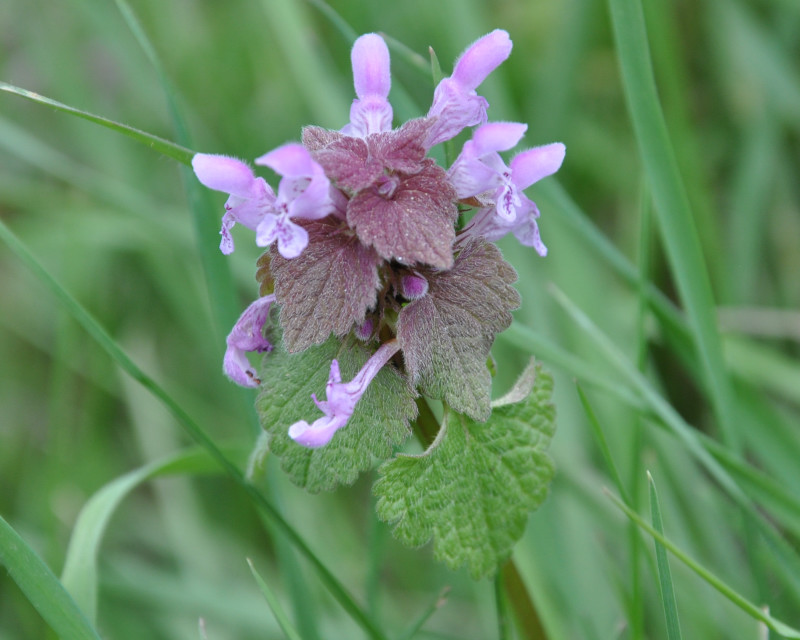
top-left (192, 30), bottom-right (565, 448)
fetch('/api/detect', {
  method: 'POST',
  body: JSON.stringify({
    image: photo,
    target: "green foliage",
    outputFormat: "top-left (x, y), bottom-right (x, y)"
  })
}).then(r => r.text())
top-left (0, 515), bottom-right (101, 640)
top-left (375, 361), bottom-right (555, 579)
top-left (256, 336), bottom-right (417, 492)
top-left (398, 240), bottom-right (520, 421)
top-left (648, 473), bottom-right (683, 640)
top-left (246, 559), bottom-right (304, 640)
top-left (61, 449), bottom-right (226, 624)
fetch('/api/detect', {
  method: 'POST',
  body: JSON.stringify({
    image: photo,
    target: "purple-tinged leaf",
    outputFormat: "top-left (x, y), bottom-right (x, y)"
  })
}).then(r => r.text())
top-left (369, 118), bottom-right (434, 175)
top-left (302, 126), bottom-right (344, 152)
top-left (271, 217), bottom-right (382, 352)
top-left (347, 160), bottom-right (457, 268)
top-left (397, 239), bottom-right (520, 419)
top-left (310, 133), bottom-right (385, 193)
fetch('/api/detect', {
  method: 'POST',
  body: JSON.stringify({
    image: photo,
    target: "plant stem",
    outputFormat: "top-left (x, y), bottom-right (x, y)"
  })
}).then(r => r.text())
top-left (415, 398), bottom-right (549, 640)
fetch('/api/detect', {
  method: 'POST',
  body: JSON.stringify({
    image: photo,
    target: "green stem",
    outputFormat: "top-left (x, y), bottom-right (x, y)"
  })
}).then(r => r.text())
top-left (502, 560), bottom-right (549, 640)
top-left (415, 399), bottom-right (548, 640)
top-left (495, 566), bottom-right (510, 640)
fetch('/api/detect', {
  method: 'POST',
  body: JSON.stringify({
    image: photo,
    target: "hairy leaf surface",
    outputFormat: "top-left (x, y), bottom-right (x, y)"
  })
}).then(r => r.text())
top-left (271, 217), bottom-right (382, 353)
top-left (397, 239), bottom-right (520, 419)
top-left (256, 336), bottom-right (417, 492)
top-left (374, 361), bottom-right (556, 578)
top-left (347, 160), bottom-right (457, 268)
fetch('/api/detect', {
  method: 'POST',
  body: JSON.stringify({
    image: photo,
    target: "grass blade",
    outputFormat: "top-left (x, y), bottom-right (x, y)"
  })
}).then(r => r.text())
top-left (260, 0), bottom-right (349, 128)
top-left (0, 81), bottom-right (193, 165)
top-left (606, 0), bottom-right (739, 447)
top-left (61, 448), bottom-right (226, 624)
top-left (110, 0), bottom-right (241, 339)
top-left (246, 559), bottom-right (303, 640)
top-left (549, 284), bottom-right (742, 507)
top-left (548, 284), bottom-right (800, 594)
top-left (648, 473), bottom-right (683, 640)
top-left (0, 515), bottom-right (101, 640)
top-left (511, 300), bottom-right (800, 545)
top-left (0, 218), bottom-right (388, 640)
top-left (577, 385), bottom-right (630, 504)
top-left (396, 586), bottom-right (450, 640)
top-left (502, 322), bottom-right (648, 413)
top-left (607, 489), bottom-right (800, 638)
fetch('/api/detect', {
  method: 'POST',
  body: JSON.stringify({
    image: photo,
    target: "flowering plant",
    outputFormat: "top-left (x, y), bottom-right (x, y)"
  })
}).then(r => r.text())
top-left (193, 30), bottom-right (562, 577)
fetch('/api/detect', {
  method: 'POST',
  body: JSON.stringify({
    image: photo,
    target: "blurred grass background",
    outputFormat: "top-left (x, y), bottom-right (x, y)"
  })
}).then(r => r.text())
top-left (1, 0), bottom-right (799, 638)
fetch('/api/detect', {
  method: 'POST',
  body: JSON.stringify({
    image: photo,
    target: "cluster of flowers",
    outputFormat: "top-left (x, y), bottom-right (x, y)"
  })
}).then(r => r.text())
top-left (192, 30), bottom-right (565, 448)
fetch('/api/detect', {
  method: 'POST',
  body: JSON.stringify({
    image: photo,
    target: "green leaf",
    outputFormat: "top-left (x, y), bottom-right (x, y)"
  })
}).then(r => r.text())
top-left (246, 559), bottom-right (304, 640)
top-left (0, 81), bottom-right (193, 166)
top-left (256, 337), bottom-right (418, 492)
top-left (0, 515), bottom-right (101, 640)
top-left (374, 360), bottom-right (556, 579)
top-left (398, 239), bottom-right (521, 421)
top-left (61, 448), bottom-right (225, 624)
top-left (648, 473), bottom-right (683, 640)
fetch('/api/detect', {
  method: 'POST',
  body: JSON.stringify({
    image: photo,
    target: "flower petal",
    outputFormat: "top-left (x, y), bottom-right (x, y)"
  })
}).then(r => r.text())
top-left (223, 295), bottom-right (276, 387)
top-left (351, 34), bottom-right (391, 100)
top-left (510, 143), bottom-right (566, 190)
top-left (346, 96), bottom-right (393, 138)
top-left (219, 211), bottom-right (236, 255)
top-left (272, 218), bottom-right (309, 259)
top-left (288, 415), bottom-right (349, 448)
top-left (256, 143), bottom-right (318, 178)
top-left (451, 29), bottom-right (513, 91)
top-left (192, 154), bottom-right (261, 199)
top-left (471, 122), bottom-right (527, 156)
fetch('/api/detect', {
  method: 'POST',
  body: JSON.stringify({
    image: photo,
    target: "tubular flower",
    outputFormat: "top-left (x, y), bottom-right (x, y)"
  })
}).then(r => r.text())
top-left (223, 294), bottom-right (276, 387)
top-left (288, 341), bottom-right (402, 448)
top-left (342, 33), bottom-right (393, 137)
top-left (448, 121), bottom-right (529, 219)
top-left (192, 145), bottom-right (334, 259)
top-left (455, 129), bottom-right (566, 256)
top-left (253, 143), bottom-right (335, 258)
top-left (426, 29), bottom-right (513, 147)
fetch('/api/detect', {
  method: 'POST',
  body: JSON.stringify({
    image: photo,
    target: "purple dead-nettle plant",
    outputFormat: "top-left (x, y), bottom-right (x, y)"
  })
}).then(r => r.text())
top-left (193, 29), bottom-right (563, 578)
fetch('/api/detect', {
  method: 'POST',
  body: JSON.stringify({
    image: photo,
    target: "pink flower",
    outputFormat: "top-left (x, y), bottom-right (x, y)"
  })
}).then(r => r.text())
top-left (288, 340), bottom-right (401, 447)
top-left (426, 30), bottom-right (512, 147)
top-left (191, 154), bottom-right (274, 255)
top-left (192, 145), bottom-right (334, 259)
top-left (451, 124), bottom-right (565, 256)
top-left (448, 121), bottom-right (529, 220)
top-left (223, 295), bottom-right (276, 388)
top-left (342, 34), bottom-right (393, 137)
